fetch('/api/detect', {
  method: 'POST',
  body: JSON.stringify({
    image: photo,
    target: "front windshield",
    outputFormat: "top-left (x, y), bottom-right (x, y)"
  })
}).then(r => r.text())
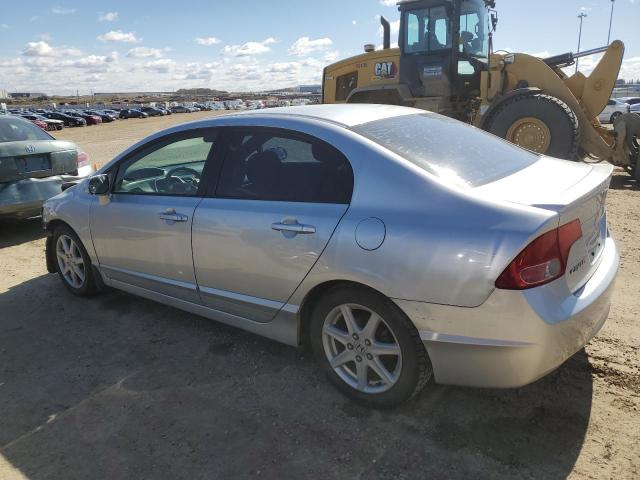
top-left (459, 0), bottom-right (488, 58)
top-left (404, 5), bottom-right (452, 54)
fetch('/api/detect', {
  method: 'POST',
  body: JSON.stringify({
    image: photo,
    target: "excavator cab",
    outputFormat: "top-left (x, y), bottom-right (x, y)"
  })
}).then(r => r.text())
top-left (396, 0), bottom-right (489, 116)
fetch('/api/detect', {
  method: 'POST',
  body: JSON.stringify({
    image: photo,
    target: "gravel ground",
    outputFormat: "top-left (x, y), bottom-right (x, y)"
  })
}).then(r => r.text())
top-left (0, 113), bottom-right (638, 479)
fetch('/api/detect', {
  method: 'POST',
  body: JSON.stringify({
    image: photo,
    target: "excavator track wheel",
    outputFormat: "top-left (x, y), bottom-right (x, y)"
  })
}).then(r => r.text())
top-left (483, 93), bottom-right (580, 160)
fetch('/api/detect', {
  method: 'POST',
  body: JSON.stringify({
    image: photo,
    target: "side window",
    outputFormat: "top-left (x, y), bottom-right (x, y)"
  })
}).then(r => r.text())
top-left (335, 71), bottom-right (358, 102)
top-left (406, 12), bottom-right (420, 52)
top-left (607, 100), bottom-right (615, 106)
top-left (114, 131), bottom-right (217, 196)
top-left (430, 7), bottom-right (451, 50)
top-left (216, 130), bottom-right (353, 204)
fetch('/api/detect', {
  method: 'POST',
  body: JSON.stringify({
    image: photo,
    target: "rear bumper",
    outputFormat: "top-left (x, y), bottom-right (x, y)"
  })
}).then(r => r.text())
top-left (393, 236), bottom-right (619, 388)
top-left (0, 164), bottom-right (94, 218)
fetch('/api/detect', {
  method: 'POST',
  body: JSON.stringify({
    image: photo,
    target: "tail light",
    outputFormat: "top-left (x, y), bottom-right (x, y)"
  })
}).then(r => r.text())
top-left (495, 219), bottom-right (582, 290)
top-left (76, 151), bottom-right (90, 168)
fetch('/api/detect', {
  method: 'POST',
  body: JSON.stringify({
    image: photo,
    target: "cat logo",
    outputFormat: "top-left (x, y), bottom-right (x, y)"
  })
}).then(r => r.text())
top-left (374, 61), bottom-right (396, 78)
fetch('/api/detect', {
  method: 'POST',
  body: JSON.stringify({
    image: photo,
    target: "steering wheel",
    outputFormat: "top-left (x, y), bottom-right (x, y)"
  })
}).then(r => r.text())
top-left (165, 166), bottom-right (201, 181)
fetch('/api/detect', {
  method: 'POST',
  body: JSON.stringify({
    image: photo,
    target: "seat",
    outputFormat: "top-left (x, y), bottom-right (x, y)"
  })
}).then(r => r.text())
top-left (246, 150), bottom-right (282, 199)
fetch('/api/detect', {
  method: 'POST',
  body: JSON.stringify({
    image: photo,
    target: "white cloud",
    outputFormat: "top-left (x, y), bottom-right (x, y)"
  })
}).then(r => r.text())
top-left (127, 47), bottom-right (163, 58)
top-left (195, 37), bottom-right (221, 46)
top-left (222, 38), bottom-right (275, 57)
top-left (324, 50), bottom-right (340, 62)
top-left (352, 20), bottom-right (357, 25)
top-left (379, 0), bottom-right (396, 6)
top-left (97, 30), bottom-right (139, 43)
top-left (70, 52), bottom-right (119, 69)
top-left (288, 37), bottom-right (333, 56)
top-left (144, 59), bottom-right (176, 73)
top-left (99, 12), bottom-right (118, 22)
top-left (0, 24), bottom-right (8, 29)
top-left (51, 5), bottom-right (76, 14)
top-left (22, 41), bottom-right (81, 57)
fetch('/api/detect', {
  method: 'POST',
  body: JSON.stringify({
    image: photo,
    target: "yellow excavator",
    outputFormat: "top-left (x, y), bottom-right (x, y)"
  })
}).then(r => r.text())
top-left (322, 0), bottom-right (640, 179)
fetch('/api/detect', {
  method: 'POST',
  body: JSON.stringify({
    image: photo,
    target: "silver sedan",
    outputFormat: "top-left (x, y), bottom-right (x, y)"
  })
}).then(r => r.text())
top-left (42, 104), bottom-right (618, 407)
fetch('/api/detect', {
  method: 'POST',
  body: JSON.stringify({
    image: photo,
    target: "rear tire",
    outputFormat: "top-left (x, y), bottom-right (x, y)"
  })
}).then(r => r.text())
top-left (483, 93), bottom-right (580, 160)
top-left (610, 111), bottom-right (622, 124)
top-left (52, 225), bottom-right (99, 297)
top-left (309, 286), bottom-right (432, 408)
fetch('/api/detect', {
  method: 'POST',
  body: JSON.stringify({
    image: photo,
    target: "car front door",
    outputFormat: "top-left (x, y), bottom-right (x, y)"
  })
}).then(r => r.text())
top-left (90, 128), bottom-right (219, 303)
top-left (192, 128), bottom-right (354, 322)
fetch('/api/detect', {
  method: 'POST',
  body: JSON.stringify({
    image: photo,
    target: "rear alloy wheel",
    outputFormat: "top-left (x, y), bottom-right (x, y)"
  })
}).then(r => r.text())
top-left (310, 286), bottom-right (432, 407)
top-left (53, 225), bottom-right (99, 296)
top-left (322, 303), bottom-right (402, 394)
top-left (484, 93), bottom-right (580, 160)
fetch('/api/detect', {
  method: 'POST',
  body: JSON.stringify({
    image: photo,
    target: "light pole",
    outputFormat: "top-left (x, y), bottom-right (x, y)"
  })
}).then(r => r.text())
top-left (607, 0), bottom-right (615, 44)
top-left (576, 12), bottom-right (587, 72)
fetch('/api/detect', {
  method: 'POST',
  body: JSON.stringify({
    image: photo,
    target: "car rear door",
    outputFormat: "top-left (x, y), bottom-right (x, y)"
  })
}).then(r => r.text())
top-left (192, 127), bottom-right (354, 322)
top-left (90, 128), bottom-right (219, 303)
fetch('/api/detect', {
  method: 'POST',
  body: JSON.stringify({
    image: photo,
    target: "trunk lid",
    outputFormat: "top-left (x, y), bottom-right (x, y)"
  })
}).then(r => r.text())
top-left (475, 157), bottom-right (612, 293)
top-left (0, 140), bottom-right (78, 183)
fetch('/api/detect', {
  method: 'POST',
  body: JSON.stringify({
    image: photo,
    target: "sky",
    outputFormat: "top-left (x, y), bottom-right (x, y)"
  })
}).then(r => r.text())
top-left (0, 0), bottom-right (638, 95)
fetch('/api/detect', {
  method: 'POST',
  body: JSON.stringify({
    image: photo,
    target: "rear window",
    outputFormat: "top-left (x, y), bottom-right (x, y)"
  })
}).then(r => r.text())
top-left (352, 113), bottom-right (539, 187)
top-left (0, 117), bottom-right (53, 142)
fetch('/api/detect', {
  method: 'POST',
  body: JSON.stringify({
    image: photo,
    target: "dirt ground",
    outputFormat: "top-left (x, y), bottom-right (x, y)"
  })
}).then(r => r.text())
top-left (0, 113), bottom-right (638, 479)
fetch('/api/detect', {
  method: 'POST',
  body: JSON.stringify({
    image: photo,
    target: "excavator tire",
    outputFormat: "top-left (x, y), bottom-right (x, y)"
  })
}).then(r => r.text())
top-left (483, 93), bottom-right (580, 160)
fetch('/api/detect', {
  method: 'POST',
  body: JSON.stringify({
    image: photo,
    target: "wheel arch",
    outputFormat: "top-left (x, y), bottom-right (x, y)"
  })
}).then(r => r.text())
top-left (297, 279), bottom-right (401, 346)
top-left (44, 218), bottom-right (74, 273)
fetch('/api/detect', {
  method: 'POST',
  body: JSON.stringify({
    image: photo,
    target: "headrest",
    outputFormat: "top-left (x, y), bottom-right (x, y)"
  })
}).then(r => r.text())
top-left (246, 150), bottom-right (281, 185)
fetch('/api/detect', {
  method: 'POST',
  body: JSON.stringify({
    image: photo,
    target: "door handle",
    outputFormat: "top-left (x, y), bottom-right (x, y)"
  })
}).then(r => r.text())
top-left (159, 209), bottom-right (189, 222)
top-left (271, 221), bottom-right (316, 234)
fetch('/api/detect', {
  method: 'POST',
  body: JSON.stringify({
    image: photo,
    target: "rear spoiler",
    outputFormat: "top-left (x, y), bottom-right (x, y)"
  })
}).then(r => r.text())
top-left (543, 45), bottom-right (609, 69)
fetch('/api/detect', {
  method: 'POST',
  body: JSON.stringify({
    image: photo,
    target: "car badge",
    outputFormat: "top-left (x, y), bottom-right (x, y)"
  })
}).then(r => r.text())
top-left (25, 145), bottom-right (36, 153)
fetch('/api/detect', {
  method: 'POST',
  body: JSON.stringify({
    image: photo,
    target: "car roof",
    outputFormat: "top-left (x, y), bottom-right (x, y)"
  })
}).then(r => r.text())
top-left (237, 104), bottom-right (421, 127)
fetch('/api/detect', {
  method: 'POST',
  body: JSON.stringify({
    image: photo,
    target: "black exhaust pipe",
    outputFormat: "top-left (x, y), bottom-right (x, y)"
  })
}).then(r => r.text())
top-left (380, 16), bottom-right (390, 50)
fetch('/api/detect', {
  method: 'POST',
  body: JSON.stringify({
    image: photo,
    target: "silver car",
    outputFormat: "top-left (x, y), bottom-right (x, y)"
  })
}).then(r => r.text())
top-left (42, 105), bottom-right (618, 407)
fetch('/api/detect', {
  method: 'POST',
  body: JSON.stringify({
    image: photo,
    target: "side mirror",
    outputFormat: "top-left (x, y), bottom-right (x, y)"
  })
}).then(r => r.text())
top-left (88, 174), bottom-right (110, 195)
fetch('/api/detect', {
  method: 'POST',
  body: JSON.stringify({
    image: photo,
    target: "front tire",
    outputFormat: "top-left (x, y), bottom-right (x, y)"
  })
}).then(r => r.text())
top-left (309, 286), bottom-right (432, 408)
top-left (53, 225), bottom-right (99, 296)
top-left (483, 93), bottom-right (580, 160)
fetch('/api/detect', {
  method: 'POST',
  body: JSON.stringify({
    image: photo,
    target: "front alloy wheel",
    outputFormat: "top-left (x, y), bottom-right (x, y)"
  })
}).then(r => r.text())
top-left (52, 225), bottom-right (99, 296)
top-left (56, 234), bottom-right (86, 288)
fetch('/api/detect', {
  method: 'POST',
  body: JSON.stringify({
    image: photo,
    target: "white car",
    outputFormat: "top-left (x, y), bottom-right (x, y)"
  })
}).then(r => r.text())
top-left (598, 98), bottom-right (630, 124)
top-left (619, 97), bottom-right (640, 113)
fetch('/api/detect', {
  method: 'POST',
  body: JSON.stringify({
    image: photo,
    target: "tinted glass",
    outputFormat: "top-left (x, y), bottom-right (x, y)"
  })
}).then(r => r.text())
top-left (114, 132), bottom-right (216, 196)
top-left (216, 130), bottom-right (353, 203)
top-left (0, 117), bottom-right (52, 142)
top-left (353, 114), bottom-right (539, 187)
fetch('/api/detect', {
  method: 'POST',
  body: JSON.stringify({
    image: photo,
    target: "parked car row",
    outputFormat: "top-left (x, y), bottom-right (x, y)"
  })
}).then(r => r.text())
top-left (1, 103), bottom-right (213, 130)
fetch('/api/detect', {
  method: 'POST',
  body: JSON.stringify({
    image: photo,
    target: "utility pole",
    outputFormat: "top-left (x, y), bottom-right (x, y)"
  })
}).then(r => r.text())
top-left (607, 0), bottom-right (615, 44)
top-left (576, 12), bottom-right (587, 72)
